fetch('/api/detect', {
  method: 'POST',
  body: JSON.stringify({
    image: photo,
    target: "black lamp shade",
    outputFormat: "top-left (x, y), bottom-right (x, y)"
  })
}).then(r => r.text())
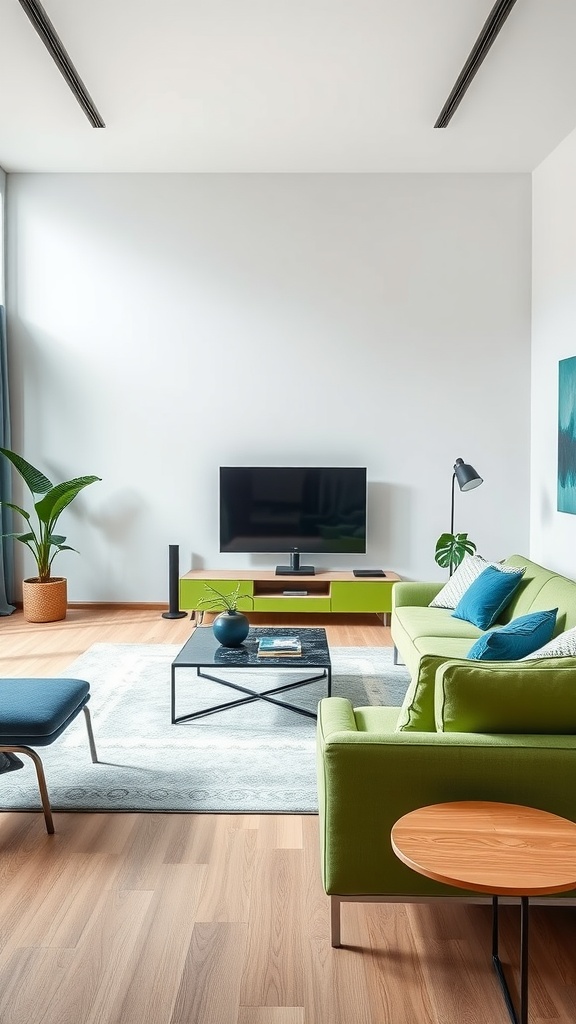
top-left (454, 458), bottom-right (483, 493)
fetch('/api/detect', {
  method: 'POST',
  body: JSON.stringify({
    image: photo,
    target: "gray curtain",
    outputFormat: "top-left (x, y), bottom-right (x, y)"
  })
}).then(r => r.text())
top-left (0, 304), bottom-right (15, 613)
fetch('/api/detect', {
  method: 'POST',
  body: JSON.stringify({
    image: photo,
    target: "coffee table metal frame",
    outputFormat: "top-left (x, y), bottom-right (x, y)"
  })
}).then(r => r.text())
top-left (391, 801), bottom-right (576, 1024)
top-left (171, 625), bottom-right (332, 724)
top-left (491, 894), bottom-right (529, 1024)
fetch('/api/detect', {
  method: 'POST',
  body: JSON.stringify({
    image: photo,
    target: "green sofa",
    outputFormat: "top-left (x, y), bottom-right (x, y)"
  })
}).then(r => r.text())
top-left (316, 555), bottom-right (576, 945)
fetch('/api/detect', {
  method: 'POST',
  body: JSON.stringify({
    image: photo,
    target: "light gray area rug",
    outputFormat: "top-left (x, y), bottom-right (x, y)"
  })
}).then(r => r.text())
top-left (0, 642), bottom-right (410, 814)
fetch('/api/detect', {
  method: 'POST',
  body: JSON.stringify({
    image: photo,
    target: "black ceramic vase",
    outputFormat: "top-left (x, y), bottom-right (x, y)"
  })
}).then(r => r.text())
top-left (212, 610), bottom-right (250, 647)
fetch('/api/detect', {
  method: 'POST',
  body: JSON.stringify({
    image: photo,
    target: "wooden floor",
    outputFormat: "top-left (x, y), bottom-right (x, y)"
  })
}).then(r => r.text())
top-left (1, 607), bottom-right (576, 1023)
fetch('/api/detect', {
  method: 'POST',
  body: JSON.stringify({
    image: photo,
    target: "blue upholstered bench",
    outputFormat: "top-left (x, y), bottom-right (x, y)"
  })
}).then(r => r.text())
top-left (0, 677), bottom-right (98, 833)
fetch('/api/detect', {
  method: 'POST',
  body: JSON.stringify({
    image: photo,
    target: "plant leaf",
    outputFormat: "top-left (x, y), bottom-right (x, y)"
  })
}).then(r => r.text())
top-left (0, 501), bottom-right (31, 522)
top-left (48, 545), bottom-right (78, 570)
top-left (34, 476), bottom-right (101, 525)
top-left (434, 532), bottom-right (477, 570)
top-left (197, 582), bottom-right (253, 611)
top-left (0, 447), bottom-right (52, 494)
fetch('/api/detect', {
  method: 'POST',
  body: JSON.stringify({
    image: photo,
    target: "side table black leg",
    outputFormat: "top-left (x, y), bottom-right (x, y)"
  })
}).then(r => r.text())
top-left (519, 896), bottom-right (529, 1024)
top-left (491, 895), bottom-right (530, 1024)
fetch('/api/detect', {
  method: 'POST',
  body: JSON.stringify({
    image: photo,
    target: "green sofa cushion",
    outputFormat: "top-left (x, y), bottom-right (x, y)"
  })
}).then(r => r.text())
top-left (396, 637), bottom-right (480, 732)
top-left (435, 658), bottom-right (576, 733)
top-left (413, 637), bottom-right (479, 658)
top-left (394, 605), bottom-right (484, 641)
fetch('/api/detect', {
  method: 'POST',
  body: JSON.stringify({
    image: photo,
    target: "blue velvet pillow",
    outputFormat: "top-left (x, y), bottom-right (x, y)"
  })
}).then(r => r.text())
top-left (452, 565), bottom-right (524, 630)
top-left (466, 608), bottom-right (558, 661)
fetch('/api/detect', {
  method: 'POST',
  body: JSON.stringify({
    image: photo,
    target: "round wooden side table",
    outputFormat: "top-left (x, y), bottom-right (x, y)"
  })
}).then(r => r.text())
top-left (391, 801), bottom-right (576, 1024)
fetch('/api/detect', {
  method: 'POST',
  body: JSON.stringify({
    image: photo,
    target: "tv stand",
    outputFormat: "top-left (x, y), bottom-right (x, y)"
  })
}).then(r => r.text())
top-left (275, 550), bottom-right (315, 576)
top-left (179, 568), bottom-right (401, 624)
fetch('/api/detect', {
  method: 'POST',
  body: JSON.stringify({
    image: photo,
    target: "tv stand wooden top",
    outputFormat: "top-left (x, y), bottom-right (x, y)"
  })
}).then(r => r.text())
top-left (180, 569), bottom-right (401, 582)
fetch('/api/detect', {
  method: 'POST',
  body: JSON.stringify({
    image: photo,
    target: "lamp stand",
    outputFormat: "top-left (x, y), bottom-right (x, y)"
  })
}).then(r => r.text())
top-left (449, 472), bottom-right (456, 575)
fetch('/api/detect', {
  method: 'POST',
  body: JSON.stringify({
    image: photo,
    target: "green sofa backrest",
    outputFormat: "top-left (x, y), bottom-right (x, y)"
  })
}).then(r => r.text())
top-left (435, 657), bottom-right (576, 733)
top-left (499, 555), bottom-right (576, 631)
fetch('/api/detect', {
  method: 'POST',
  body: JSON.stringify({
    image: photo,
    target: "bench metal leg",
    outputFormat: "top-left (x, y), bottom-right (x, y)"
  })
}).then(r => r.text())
top-left (83, 705), bottom-right (99, 763)
top-left (0, 706), bottom-right (98, 835)
top-left (27, 748), bottom-right (55, 835)
top-left (0, 744), bottom-right (54, 834)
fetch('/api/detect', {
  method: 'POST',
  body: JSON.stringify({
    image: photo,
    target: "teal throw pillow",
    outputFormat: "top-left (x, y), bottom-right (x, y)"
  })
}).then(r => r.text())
top-left (466, 608), bottom-right (558, 661)
top-left (452, 565), bottom-right (524, 630)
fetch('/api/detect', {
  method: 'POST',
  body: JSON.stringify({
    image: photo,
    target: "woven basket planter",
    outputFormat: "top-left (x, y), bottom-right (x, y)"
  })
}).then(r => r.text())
top-left (22, 577), bottom-right (68, 623)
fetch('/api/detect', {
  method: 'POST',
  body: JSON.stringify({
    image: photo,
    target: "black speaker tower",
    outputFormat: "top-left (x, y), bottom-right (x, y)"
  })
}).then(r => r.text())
top-left (162, 544), bottom-right (187, 619)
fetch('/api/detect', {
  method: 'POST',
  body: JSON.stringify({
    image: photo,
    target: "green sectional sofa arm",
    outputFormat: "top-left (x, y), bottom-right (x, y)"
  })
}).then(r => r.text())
top-left (392, 580), bottom-right (442, 608)
top-left (317, 696), bottom-right (576, 945)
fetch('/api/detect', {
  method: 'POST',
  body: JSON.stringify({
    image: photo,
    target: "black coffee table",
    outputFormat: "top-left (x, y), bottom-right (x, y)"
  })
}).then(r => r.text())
top-left (171, 626), bottom-right (332, 724)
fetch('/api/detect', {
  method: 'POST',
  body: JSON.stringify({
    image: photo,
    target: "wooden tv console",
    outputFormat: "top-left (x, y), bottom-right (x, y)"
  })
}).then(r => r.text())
top-left (179, 569), bottom-right (401, 622)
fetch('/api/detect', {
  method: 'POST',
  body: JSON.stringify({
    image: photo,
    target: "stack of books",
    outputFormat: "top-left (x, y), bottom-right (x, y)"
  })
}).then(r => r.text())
top-left (257, 636), bottom-right (302, 658)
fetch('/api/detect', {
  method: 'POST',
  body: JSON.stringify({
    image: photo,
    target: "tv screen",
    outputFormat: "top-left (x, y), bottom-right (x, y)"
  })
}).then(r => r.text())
top-left (219, 467), bottom-right (367, 555)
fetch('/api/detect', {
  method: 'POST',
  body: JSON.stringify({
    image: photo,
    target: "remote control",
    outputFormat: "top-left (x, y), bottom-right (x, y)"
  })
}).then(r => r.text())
top-left (353, 569), bottom-right (386, 577)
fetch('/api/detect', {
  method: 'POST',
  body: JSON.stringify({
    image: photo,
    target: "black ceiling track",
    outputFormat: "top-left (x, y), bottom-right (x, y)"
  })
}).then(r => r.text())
top-left (17, 0), bottom-right (105, 128)
top-left (434, 0), bottom-right (520, 128)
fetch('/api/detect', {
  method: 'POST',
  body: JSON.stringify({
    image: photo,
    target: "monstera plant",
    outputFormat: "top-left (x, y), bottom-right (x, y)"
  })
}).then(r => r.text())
top-left (0, 447), bottom-right (101, 621)
top-left (434, 532), bottom-right (477, 575)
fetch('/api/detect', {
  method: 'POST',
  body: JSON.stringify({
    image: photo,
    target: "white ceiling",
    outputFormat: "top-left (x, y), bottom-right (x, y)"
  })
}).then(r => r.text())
top-left (1, 0), bottom-right (576, 173)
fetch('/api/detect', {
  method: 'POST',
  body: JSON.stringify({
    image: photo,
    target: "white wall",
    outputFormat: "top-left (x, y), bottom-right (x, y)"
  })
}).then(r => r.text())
top-left (6, 173), bottom-right (531, 602)
top-left (0, 169), bottom-right (5, 304)
top-left (532, 129), bottom-right (576, 577)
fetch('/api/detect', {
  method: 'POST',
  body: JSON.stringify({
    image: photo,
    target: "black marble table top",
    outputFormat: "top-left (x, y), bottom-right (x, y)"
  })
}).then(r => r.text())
top-left (172, 626), bottom-right (331, 669)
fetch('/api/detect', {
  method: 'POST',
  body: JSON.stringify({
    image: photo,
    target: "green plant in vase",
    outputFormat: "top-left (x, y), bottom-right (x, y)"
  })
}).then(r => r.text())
top-left (198, 583), bottom-right (254, 648)
top-left (0, 447), bottom-right (101, 622)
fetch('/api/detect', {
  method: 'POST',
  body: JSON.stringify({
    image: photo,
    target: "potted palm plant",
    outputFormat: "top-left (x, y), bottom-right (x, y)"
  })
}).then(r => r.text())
top-left (0, 447), bottom-right (101, 622)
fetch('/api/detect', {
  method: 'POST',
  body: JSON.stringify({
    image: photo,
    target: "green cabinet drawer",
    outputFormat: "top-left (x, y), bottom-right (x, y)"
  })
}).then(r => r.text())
top-left (253, 597), bottom-right (331, 614)
top-left (179, 578), bottom-right (254, 611)
top-left (331, 581), bottom-right (393, 613)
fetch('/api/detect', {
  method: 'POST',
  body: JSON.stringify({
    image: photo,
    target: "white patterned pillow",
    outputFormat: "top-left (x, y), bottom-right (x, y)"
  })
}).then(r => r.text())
top-left (429, 555), bottom-right (524, 610)
top-left (429, 555), bottom-right (490, 609)
top-left (523, 625), bottom-right (576, 660)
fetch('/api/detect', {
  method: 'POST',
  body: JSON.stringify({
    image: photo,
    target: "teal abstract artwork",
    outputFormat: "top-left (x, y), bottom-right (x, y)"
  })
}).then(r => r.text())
top-left (558, 356), bottom-right (576, 513)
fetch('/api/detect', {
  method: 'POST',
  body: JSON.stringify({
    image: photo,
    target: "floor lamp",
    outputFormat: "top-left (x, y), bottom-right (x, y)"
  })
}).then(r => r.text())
top-left (450, 458), bottom-right (483, 574)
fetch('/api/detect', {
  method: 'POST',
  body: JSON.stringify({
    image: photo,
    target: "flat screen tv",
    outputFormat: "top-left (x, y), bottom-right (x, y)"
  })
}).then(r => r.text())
top-left (219, 466), bottom-right (367, 575)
